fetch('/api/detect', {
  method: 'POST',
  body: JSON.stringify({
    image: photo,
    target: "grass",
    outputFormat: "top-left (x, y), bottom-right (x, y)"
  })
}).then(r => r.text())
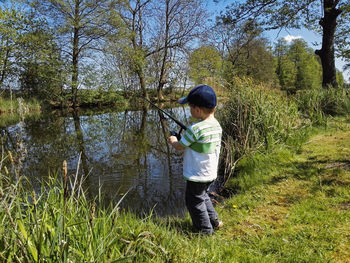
top-left (1, 117), bottom-right (349, 262)
top-left (0, 96), bottom-right (41, 114)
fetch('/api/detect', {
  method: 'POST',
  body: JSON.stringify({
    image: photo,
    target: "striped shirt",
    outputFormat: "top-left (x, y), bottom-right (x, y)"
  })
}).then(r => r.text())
top-left (179, 117), bottom-right (222, 182)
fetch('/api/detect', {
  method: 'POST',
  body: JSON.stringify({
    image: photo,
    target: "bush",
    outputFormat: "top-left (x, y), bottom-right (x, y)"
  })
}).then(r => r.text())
top-left (77, 89), bottom-right (126, 107)
top-left (217, 77), bottom-right (300, 183)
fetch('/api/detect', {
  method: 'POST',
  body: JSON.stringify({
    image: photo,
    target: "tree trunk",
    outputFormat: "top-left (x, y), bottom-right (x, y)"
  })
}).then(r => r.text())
top-left (157, 0), bottom-right (170, 102)
top-left (72, 0), bottom-right (80, 108)
top-left (131, 1), bottom-right (149, 100)
top-left (138, 70), bottom-right (148, 99)
top-left (157, 52), bottom-right (168, 101)
top-left (0, 41), bottom-right (10, 88)
top-left (315, 0), bottom-right (342, 88)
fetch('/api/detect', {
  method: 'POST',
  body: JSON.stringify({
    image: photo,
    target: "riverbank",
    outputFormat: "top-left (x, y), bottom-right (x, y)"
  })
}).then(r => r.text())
top-left (1, 116), bottom-right (349, 262)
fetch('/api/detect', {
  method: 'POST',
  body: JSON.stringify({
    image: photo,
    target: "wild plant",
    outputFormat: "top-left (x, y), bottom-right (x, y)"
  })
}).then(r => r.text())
top-left (295, 87), bottom-right (350, 124)
top-left (217, 77), bottom-right (300, 185)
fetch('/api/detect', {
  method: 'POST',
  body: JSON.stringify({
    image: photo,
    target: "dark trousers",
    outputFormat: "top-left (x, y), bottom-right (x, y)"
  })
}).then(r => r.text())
top-left (185, 180), bottom-right (219, 235)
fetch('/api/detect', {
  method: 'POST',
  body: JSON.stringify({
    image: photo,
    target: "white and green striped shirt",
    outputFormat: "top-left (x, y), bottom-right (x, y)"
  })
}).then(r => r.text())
top-left (179, 117), bottom-right (222, 182)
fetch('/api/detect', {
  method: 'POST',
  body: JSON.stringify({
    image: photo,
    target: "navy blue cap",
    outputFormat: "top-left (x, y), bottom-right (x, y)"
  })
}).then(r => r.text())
top-left (178, 85), bottom-right (217, 109)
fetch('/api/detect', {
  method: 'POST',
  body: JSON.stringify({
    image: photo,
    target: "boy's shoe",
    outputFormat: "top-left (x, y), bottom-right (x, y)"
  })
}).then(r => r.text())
top-left (214, 221), bottom-right (223, 230)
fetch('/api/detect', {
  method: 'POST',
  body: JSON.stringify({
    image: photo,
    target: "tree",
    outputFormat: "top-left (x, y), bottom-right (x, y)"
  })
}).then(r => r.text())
top-left (288, 39), bottom-right (322, 91)
top-left (116, 0), bottom-right (152, 99)
top-left (19, 26), bottom-right (65, 101)
top-left (217, 0), bottom-right (350, 88)
top-left (211, 19), bottom-right (276, 84)
top-left (149, 0), bottom-right (207, 100)
top-left (0, 3), bottom-right (64, 99)
top-left (30, 0), bottom-right (118, 107)
top-left (0, 6), bottom-right (23, 88)
top-left (114, 0), bottom-right (206, 100)
top-left (188, 46), bottom-right (222, 85)
top-left (275, 39), bottom-right (296, 92)
top-left (274, 39), bottom-right (322, 93)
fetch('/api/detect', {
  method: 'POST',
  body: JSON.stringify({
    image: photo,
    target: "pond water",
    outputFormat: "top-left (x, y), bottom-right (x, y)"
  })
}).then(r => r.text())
top-left (1, 105), bottom-right (195, 217)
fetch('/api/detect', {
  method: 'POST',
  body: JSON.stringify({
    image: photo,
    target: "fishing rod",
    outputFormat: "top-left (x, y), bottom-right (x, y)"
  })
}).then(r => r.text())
top-left (139, 96), bottom-right (186, 140)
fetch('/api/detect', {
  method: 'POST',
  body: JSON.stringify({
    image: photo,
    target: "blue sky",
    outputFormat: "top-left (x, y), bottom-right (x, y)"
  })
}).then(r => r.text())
top-left (206, 0), bottom-right (349, 82)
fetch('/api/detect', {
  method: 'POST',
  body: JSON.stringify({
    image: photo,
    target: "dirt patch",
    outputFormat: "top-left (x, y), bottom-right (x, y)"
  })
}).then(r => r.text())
top-left (325, 162), bottom-right (350, 170)
top-left (339, 202), bottom-right (350, 211)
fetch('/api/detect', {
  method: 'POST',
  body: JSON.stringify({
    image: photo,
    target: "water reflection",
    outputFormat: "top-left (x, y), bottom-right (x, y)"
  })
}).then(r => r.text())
top-left (1, 106), bottom-right (191, 216)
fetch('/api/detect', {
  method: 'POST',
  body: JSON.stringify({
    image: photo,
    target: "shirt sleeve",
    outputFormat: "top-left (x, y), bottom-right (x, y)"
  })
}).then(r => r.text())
top-left (179, 125), bottom-right (197, 147)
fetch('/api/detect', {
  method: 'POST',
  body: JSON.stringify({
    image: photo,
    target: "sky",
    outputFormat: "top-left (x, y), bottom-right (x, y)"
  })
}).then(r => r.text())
top-left (206, 0), bottom-right (349, 82)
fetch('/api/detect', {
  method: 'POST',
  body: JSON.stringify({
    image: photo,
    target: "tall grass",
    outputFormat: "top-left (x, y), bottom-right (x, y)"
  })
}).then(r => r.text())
top-left (295, 87), bottom-right (350, 124)
top-left (0, 96), bottom-right (41, 114)
top-left (217, 77), bottom-right (301, 186)
top-left (0, 155), bottom-right (171, 262)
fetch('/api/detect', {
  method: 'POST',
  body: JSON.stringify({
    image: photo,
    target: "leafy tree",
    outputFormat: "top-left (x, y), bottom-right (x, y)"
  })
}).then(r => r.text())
top-left (29, 0), bottom-right (119, 107)
top-left (288, 39), bottom-right (322, 91)
top-left (233, 38), bottom-right (276, 83)
top-left (19, 26), bottom-right (65, 102)
top-left (274, 39), bottom-right (322, 93)
top-left (275, 39), bottom-right (296, 92)
top-left (336, 70), bottom-right (345, 88)
top-left (0, 3), bottom-right (64, 101)
top-left (115, 0), bottom-right (152, 99)
top-left (217, 0), bottom-right (350, 88)
top-left (0, 5), bottom-right (23, 87)
top-left (188, 46), bottom-right (222, 85)
top-left (212, 19), bottom-right (276, 84)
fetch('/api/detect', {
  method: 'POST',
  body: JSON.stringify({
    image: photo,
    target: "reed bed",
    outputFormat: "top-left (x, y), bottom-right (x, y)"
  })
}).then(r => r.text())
top-left (295, 87), bottom-right (350, 124)
top-left (217, 77), bottom-right (301, 187)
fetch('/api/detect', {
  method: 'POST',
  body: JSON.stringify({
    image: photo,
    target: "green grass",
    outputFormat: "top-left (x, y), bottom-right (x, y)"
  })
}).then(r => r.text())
top-left (1, 117), bottom-right (349, 262)
top-left (0, 96), bottom-right (41, 114)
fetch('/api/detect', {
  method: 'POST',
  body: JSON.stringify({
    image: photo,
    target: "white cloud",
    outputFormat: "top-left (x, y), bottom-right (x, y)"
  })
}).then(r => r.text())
top-left (283, 35), bottom-right (303, 43)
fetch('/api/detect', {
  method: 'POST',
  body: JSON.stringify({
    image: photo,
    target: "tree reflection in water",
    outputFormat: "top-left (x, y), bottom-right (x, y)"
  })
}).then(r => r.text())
top-left (0, 106), bottom-right (190, 216)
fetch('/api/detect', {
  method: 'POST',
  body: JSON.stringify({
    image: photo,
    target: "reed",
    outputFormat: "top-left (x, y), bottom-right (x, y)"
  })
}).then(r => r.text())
top-left (295, 87), bottom-right (350, 124)
top-left (217, 77), bottom-right (301, 186)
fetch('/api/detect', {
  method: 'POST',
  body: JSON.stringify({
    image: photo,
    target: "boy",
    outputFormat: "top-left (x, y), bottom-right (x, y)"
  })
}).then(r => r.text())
top-left (168, 84), bottom-right (223, 235)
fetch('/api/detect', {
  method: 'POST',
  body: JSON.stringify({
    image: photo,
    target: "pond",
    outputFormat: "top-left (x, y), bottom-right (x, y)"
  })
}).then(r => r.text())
top-left (0, 105), bottom-right (195, 217)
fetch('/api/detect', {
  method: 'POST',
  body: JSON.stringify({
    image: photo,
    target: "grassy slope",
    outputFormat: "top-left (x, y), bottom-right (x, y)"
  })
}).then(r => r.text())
top-left (150, 118), bottom-right (350, 262)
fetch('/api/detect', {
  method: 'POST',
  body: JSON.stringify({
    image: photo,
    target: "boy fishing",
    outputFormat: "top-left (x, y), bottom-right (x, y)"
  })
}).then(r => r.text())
top-left (168, 84), bottom-right (223, 235)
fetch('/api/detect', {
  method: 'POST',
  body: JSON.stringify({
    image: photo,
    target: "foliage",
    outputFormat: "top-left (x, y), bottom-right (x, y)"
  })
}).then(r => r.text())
top-left (218, 0), bottom-right (350, 87)
top-left (77, 89), bottom-right (126, 107)
top-left (336, 70), bottom-right (345, 88)
top-left (0, 5), bottom-right (28, 87)
top-left (188, 46), bottom-right (222, 85)
top-left (18, 25), bottom-right (65, 100)
top-left (274, 39), bottom-right (322, 94)
top-left (229, 38), bottom-right (277, 84)
top-left (211, 19), bottom-right (277, 85)
top-left (29, 0), bottom-right (118, 107)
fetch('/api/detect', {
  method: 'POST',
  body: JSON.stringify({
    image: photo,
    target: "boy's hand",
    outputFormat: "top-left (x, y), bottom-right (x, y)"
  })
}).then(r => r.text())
top-left (168, 135), bottom-right (178, 144)
top-left (168, 136), bottom-right (185, 151)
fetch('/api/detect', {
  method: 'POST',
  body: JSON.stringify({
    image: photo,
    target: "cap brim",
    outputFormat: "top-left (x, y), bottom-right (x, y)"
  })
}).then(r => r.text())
top-left (178, 96), bottom-right (188, 104)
